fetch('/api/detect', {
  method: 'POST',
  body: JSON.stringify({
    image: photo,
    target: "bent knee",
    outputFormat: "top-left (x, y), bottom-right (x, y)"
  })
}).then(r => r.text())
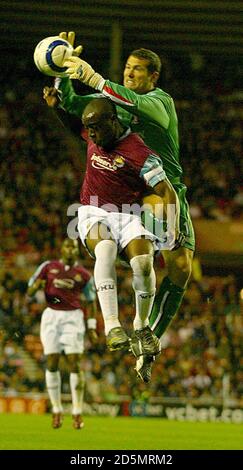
top-left (46, 354), bottom-right (59, 371)
top-left (168, 253), bottom-right (192, 284)
top-left (176, 255), bottom-right (192, 275)
top-left (130, 254), bottom-right (153, 277)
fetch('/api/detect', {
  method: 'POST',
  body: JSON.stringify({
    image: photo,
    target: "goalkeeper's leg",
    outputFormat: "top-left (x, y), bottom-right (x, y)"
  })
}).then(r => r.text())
top-left (149, 246), bottom-right (193, 338)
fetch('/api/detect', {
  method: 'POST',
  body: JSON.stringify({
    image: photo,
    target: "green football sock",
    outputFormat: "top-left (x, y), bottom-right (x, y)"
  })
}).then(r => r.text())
top-left (149, 276), bottom-right (185, 339)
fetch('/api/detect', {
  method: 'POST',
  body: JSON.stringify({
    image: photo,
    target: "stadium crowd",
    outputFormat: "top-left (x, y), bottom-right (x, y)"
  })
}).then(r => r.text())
top-left (0, 55), bottom-right (242, 403)
top-left (1, 267), bottom-right (243, 402)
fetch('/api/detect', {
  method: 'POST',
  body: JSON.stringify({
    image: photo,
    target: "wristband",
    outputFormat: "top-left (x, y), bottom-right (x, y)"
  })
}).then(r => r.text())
top-left (54, 77), bottom-right (61, 89)
top-left (87, 318), bottom-right (97, 330)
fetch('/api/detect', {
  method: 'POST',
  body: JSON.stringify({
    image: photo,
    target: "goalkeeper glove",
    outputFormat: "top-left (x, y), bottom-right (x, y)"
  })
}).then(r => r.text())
top-left (64, 56), bottom-right (105, 90)
top-left (59, 31), bottom-right (83, 56)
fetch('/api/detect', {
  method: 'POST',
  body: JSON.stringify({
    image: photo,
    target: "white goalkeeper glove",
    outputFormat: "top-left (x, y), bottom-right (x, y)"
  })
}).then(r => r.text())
top-left (59, 31), bottom-right (83, 56)
top-left (64, 56), bottom-right (105, 90)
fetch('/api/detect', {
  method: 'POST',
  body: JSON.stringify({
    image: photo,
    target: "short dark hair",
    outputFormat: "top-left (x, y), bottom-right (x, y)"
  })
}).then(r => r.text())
top-left (129, 48), bottom-right (161, 74)
top-left (82, 97), bottom-right (117, 123)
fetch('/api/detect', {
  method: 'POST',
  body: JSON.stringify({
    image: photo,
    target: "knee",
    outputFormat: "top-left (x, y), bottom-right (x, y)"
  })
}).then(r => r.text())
top-left (95, 239), bottom-right (117, 264)
top-left (67, 354), bottom-right (81, 374)
top-left (130, 254), bottom-right (156, 292)
top-left (47, 355), bottom-right (59, 372)
top-left (47, 364), bottom-right (58, 373)
top-left (177, 255), bottom-right (192, 276)
top-left (130, 254), bottom-right (153, 277)
top-left (94, 239), bottom-right (117, 287)
top-left (168, 253), bottom-right (192, 284)
top-left (71, 370), bottom-right (85, 389)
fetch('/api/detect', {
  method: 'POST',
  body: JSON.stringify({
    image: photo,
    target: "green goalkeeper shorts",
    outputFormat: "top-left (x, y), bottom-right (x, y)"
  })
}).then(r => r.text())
top-left (173, 181), bottom-right (195, 251)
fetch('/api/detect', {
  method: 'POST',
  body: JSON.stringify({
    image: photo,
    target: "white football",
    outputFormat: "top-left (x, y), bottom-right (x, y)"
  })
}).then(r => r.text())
top-left (33, 36), bottom-right (73, 77)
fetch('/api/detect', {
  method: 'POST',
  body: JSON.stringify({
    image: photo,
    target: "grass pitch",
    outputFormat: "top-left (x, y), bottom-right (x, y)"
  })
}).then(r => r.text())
top-left (0, 413), bottom-right (242, 450)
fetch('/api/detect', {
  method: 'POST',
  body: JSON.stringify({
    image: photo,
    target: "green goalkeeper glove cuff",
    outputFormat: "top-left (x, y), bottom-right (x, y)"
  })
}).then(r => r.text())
top-left (64, 56), bottom-right (105, 90)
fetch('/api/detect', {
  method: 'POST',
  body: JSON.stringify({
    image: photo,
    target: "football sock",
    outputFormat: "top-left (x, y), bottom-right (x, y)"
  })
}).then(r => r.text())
top-left (130, 254), bottom-right (156, 331)
top-left (94, 239), bottom-right (120, 335)
top-left (149, 276), bottom-right (185, 338)
top-left (45, 370), bottom-right (62, 413)
top-left (70, 371), bottom-right (85, 415)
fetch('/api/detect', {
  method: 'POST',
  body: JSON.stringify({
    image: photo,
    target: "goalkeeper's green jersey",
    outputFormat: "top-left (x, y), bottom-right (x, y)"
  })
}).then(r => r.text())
top-left (58, 78), bottom-right (182, 182)
top-left (57, 78), bottom-right (195, 250)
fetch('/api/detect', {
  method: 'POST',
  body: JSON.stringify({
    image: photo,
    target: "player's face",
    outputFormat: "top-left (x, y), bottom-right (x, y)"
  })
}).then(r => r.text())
top-left (84, 115), bottom-right (116, 149)
top-left (123, 56), bottom-right (158, 94)
top-left (61, 239), bottom-right (79, 263)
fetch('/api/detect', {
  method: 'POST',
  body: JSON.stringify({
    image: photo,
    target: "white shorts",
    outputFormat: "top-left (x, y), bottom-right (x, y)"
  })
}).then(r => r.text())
top-left (40, 307), bottom-right (85, 355)
top-left (78, 205), bottom-right (161, 255)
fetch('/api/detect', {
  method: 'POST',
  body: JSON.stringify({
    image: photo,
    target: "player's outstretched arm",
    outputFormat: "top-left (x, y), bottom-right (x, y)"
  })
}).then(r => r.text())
top-left (63, 55), bottom-right (169, 128)
top-left (102, 80), bottom-right (170, 128)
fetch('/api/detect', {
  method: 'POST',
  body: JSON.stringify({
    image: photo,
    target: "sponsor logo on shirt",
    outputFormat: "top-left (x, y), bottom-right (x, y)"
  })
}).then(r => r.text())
top-left (50, 269), bottom-right (59, 274)
top-left (91, 153), bottom-right (125, 171)
top-left (53, 278), bottom-right (75, 289)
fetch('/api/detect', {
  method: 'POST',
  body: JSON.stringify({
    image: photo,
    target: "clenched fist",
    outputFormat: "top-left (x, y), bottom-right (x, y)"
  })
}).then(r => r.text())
top-left (43, 86), bottom-right (59, 107)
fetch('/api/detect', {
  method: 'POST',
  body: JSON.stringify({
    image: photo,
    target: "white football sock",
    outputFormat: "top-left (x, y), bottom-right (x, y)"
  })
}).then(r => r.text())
top-left (130, 254), bottom-right (156, 331)
top-left (70, 372), bottom-right (85, 415)
top-left (94, 239), bottom-right (120, 335)
top-left (45, 370), bottom-right (63, 413)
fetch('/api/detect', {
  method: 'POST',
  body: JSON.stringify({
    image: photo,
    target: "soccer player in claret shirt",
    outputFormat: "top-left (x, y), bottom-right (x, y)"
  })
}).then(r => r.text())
top-left (51, 32), bottom-right (195, 381)
top-left (27, 238), bottom-right (97, 429)
top-left (43, 91), bottom-right (180, 381)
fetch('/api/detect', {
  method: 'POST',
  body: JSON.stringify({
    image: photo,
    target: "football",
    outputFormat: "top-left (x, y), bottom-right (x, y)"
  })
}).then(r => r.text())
top-left (33, 36), bottom-right (73, 77)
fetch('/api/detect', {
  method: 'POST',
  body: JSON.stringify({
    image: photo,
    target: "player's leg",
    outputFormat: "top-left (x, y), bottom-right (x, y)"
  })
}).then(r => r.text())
top-left (45, 354), bottom-right (63, 428)
top-left (150, 246), bottom-right (193, 338)
top-left (138, 187), bottom-right (195, 380)
top-left (86, 222), bottom-right (129, 351)
top-left (62, 309), bottom-right (85, 429)
top-left (142, 183), bottom-right (195, 339)
top-left (66, 353), bottom-right (84, 430)
top-left (40, 308), bottom-right (63, 428)
top-left (136, 247), bottom-right (193, 385)
top-left (117, 212), bottom-right (163, 382)
top-left (123, 238), bottom-right (160, 381)
top-left (124, 238), bottom-right (156, 331)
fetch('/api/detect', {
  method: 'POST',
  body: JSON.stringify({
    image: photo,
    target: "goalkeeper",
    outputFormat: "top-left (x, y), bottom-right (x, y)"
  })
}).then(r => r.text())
top-left (50, 32), bottom-right (195, 382)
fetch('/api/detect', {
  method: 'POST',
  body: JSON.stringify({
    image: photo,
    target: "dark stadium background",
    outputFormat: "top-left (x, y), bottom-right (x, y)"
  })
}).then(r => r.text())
top-left (0, 0), bottom-right (243, 433)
